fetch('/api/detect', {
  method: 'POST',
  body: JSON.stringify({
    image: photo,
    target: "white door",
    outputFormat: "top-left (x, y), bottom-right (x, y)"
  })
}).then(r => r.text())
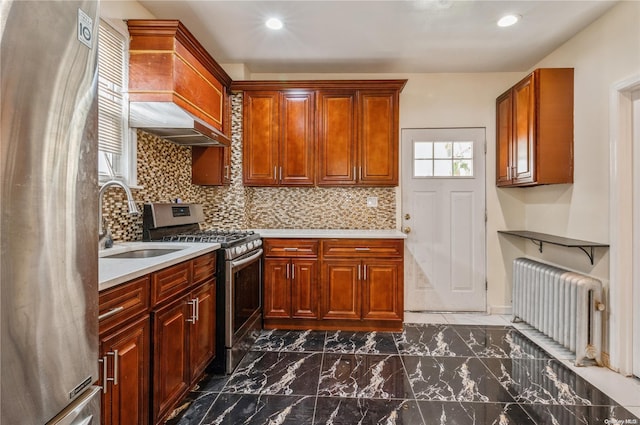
top-left (633, 88), bottom-right (640, 378)
top-left (402, 128), bottom-right (486, 311)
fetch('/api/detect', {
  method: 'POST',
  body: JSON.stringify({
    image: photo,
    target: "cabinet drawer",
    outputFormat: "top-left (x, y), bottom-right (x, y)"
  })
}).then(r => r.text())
top-left (193, 252), bottom-right (217, 284)
top-left (152, 261), bottom-right (192, 306)
top-left (264, 239), bottom-right (319, 257)
top-left (321, 239), bottom-right (403, 258)
top-left (99, 275), bottom-right (150, 334)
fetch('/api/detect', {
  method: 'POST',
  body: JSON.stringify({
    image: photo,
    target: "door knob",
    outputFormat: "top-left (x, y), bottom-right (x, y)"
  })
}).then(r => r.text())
top-left (404, 214), bottom-right (411, 220)
top-left (403, 227), bottom-right (411, 234)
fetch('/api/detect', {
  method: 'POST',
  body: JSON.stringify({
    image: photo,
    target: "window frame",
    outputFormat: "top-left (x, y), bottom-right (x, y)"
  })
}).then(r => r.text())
top-left (97, 17), bottom-right (137, 186)
top-left (412, 140), bottom-right (475, 179)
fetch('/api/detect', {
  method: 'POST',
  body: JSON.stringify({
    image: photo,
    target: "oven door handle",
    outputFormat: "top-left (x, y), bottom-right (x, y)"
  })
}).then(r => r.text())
top-left (230, 249), bottom-right (263, 269)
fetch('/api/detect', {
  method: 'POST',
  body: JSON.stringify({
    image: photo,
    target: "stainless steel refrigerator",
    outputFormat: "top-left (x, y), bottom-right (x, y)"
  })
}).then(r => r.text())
top-left (1, 1), bottom-right (101, 424)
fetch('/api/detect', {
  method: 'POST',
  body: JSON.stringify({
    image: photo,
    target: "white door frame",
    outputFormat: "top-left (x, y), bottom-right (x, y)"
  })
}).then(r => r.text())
top-left (609, 73), bottom-right (640, 375)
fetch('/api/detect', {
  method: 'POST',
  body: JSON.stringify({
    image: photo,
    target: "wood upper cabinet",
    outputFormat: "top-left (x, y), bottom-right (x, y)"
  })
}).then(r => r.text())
top-left (281, 92), bottom-right (315, 185)
top-left (243, 91), bottom-right (280, 185)
top-left (233, 79), bottom-right (406, 187)
top-left (316, 90), bottom-right (357, 185)
top-left (192, 145), bottom-right (231, 186)
top-left (358, 90), bottom-right (399, 185)
top-left (496, 68), bottom-right (574, 187)
top-left (243, 91), bottom-right (315, 186)
top-left (317, 89), bottom-right (399, 186)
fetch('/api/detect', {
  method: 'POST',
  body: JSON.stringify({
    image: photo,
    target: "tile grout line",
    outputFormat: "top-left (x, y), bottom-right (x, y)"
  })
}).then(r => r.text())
top-left (309, 330), bottom-right (327, 425)
top-left (394, 327), bottom-right (428, 425)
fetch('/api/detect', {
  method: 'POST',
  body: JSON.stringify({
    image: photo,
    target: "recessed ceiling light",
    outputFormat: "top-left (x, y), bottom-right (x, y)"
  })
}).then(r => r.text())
top-left (497, 14), bottom-right (520, 28)
top-left (265, 17), bottom-right (283, 30)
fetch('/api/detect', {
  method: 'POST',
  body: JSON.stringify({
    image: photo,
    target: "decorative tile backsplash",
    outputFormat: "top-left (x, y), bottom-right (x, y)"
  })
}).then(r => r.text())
top-left (102, 93), bottom-right (397, 242)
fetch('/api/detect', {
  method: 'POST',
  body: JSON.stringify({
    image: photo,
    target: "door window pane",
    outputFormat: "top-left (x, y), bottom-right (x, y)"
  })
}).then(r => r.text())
top-left (413, 140), bottom-right (474, 178)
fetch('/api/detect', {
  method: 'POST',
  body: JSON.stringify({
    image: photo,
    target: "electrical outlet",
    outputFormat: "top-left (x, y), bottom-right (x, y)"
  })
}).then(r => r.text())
top-left (366, 196), bottom-right (378, 208)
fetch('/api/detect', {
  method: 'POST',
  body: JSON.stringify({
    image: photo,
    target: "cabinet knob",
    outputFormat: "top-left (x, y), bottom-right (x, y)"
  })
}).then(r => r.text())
top-left (404, 213), bottom-right (411, 220)
top-left (403, 226), bottom-right (412, 234)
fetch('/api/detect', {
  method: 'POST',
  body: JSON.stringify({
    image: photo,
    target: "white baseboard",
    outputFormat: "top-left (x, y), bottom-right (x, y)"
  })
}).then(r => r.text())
top-left (488, 305), bottom-right (513, 315)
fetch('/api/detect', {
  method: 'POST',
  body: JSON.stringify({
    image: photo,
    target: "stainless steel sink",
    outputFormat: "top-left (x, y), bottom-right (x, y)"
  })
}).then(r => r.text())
top-left (102, 248), bottom-right (183, 259)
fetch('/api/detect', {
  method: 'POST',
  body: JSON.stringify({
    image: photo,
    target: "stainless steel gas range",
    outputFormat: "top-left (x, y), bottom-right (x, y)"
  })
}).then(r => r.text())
top-left (143, 203), bottom-right (263, 374)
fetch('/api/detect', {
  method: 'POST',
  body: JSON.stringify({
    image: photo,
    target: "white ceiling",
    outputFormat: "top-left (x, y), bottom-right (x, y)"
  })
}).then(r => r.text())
top-left (136, 0), bottom-right (618, 74)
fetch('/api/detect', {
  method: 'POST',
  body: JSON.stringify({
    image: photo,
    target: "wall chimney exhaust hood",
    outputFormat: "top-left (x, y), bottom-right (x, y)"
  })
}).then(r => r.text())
top-left (129, 101), bottom-right (231, 147)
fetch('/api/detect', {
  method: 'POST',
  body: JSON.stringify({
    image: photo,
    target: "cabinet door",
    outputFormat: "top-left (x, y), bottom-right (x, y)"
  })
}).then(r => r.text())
top-left (361, 260), bottom-right (402, 321)
top-left (512, 74), bottom-right (535, 185)
top-left (189, 279), bottom-right (216, 382)
top-left (152, 297), bottom-right (190, 423)
top-left (192, 146), bottom-right (230, 186)
top-left (317, 90), bottom-right (357, 185)
top-left (496, 91), bottom-right (513, 186)
top-left (243, 91), bottom-right (279, 185)
top-left (281, 91), bottom-right (315, 186)
top-left (100, 316), bottom-right (150, 425)
top-left (263, 258), bottom-right (292, 318)
top-left (320, 260), bottom-right (361, 320)
top-left (358, 90), bottom-right (398, 186)
top-left (291, 258), bottom-right (318, 319)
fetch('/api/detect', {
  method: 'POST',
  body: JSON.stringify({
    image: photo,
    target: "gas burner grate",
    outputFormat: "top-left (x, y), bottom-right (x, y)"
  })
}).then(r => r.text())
top-left (161, 230), bottom-right (256, 245)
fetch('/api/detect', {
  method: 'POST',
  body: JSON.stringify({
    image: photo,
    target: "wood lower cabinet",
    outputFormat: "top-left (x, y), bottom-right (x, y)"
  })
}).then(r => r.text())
top-left (263, 237), bottom-right (403, 331)
top-left (189, 279), bottom-right (216, 381)
top-left (152, 278), bottom-right (216, 424)
top-left (100, 316), bottom-right (150, 425)
top-left (99, 277), bottom-right (151, 425)
top-left (152, 295), bottom-right (190, 423)
top-left (321, 259), bottom-right (361, 320)
top-left (496, 68), bottom-right (574, 187)
top-left (321, 258), bottom-right (402, 322)
top-left (99, 251), bottom-right (217, 425)
top-left (361, 259), bottom-right (402, 321)
top-left (263, 239), bottom-right (319, 325)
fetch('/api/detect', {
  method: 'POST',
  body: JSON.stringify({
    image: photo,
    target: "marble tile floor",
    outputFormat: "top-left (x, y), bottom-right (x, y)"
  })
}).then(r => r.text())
top-left (167, 314), bottom-right (640, 425)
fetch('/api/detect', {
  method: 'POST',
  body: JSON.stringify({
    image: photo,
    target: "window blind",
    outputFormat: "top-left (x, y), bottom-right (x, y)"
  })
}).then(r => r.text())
top-left (98, 20), bottom-right (126, 155)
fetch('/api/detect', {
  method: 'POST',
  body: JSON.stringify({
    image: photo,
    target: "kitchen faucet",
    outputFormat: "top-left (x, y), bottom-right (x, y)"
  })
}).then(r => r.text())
top-left (99, 180), bottom-right (140, 249)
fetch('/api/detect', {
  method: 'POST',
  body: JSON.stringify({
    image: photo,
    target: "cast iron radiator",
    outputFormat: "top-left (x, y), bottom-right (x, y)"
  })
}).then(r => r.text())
top-left (512, 257), bottom-right (604, 366)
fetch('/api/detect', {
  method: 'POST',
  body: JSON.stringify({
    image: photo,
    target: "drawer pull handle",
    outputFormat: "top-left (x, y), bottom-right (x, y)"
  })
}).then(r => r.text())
top-left (107, 350), bottom-right (119, 386)
top-left (283, 247), bottom-right (299, 252)
top-left (98, 306), bottom-right (125, 321)
top-left (355, 247), bottom-right (371, 251)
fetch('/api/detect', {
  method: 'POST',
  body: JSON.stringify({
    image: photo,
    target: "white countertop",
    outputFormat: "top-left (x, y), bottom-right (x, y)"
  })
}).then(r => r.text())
top-left (253, 229), bottom-right (407, 239)
top-left (99, 241), bottom-right (221, 292)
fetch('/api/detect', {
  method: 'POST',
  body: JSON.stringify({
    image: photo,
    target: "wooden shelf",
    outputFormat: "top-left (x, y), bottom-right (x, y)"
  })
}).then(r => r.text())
top-left (498, 230), bottom-right (609, 265)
